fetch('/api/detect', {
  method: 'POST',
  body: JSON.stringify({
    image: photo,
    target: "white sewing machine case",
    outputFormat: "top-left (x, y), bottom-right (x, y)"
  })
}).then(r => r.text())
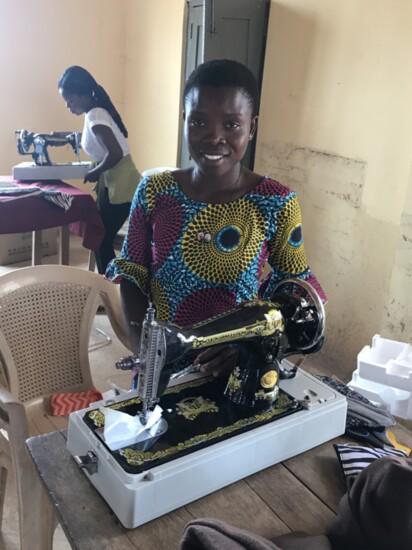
top-left (67, 367), bottom-right (347, 529)
top-left (13, 161), bottom-right (91, 181)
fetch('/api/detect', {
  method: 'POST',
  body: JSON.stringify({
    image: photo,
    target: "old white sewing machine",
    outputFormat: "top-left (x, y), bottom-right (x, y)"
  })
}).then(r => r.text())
top-left (67, 280), bottom-right (347, 529)
top-left (12, 129), bottom-right (91, 180)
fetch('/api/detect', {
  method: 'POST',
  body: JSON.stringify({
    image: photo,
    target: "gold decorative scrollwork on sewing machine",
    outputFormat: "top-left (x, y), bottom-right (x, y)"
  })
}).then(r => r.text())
top-left (191, 309), bottom-right (284, 349)
top-left (116, 278), bottom-right (325, 421)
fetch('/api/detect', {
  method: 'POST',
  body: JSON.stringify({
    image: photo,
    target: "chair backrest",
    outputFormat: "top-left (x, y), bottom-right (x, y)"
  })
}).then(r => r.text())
top-left (141, 167), bottom-right (178, 178)
top-left (0, 265), bottom-right (130, 404)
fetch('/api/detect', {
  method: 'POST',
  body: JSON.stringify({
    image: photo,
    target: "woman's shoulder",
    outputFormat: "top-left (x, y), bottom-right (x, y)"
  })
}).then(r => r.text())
top-left (139, 169), bottom-right (178, 194)
top-left (133, 170), bottom-right (179, 211)
top-left (86, 107), bottom-right (112, 124)
top-left (249, 173), bottom-right (295, 199)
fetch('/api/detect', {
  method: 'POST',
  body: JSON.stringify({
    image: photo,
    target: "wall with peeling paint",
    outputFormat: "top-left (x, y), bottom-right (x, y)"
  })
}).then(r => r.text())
top-left (255, 0), bottom-right (412, 380)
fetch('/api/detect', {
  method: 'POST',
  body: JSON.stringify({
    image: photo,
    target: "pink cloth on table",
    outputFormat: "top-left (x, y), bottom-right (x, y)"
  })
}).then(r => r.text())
top-left (0, 177), bottom-right (105, 251)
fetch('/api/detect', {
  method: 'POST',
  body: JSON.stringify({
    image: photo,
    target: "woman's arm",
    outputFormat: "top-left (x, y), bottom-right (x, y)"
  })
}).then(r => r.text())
top-left (84, 124), bottom-right (123, 182)
top-left (120, 278), bottom-right (149, 355)
top-left (266, 192), bottom-right (327, 303)
top-left (195, 345), bottom-right (238, 378)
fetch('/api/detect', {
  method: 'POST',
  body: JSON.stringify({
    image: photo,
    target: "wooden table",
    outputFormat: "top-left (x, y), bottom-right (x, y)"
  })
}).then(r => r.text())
top-left (24, 420), bottom-right (411, 550)
top-left (26, 429), bottom-right (343, 550)
top-left (25, 353), bottom-right (412, 550)
top-left (0, 178), bottom-right (104, 265)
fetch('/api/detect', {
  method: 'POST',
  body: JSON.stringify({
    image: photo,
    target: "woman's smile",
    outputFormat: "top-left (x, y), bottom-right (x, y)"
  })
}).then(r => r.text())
top-left (201, 152), bottom-right (229, 162)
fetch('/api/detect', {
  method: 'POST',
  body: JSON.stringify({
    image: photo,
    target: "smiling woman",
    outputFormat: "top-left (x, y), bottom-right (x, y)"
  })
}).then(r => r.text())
top-left (106, 59), bottom-right (326, 379)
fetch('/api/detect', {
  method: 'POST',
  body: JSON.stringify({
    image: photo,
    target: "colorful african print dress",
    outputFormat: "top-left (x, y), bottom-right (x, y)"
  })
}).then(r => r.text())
top-left (106, 171), bottom-right (326, 326)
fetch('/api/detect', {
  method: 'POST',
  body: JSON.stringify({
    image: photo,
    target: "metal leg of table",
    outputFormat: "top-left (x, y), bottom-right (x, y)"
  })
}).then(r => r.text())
top-left (32, 227), bottom-right (69, 265)
top-left (59, 225), bottom-right (70, 265)
top-left (88, 249), bottom-right (96, 271)
top-left (32, 230), bottom-right (43, 266)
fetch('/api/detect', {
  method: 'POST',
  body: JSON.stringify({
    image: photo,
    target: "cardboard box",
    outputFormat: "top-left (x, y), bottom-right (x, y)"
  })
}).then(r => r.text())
top-left (0, 229), bottom-right (58, 265)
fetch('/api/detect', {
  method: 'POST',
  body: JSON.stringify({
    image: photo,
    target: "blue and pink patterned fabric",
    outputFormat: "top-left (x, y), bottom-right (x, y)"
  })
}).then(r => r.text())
top-left (106, 171), bottom-right (326, 325)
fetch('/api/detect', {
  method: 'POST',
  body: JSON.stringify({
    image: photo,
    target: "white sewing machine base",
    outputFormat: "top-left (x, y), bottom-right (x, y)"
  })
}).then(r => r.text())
top-left (12, 161), bottom-right (91, 181)
top-left (67, 367), bottom-right (347, 529)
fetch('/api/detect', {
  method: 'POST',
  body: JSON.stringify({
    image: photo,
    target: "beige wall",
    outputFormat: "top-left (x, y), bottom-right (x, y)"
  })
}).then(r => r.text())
top-left (124, 0), bottom-right (186, 172)
top-left (0, 0), bottom-right (185, 189)
top-left (0, 0), bottom-right (131, 193)
top-left (256, 0), bottom-right (412, 379)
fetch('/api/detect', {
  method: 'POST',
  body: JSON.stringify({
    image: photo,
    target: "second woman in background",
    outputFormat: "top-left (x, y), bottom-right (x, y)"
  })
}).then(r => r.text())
top-left (58, 65), bottom-right (141, 274)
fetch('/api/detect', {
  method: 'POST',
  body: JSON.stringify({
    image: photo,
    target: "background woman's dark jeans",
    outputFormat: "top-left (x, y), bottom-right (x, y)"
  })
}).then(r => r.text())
top-left (95, 187), bottom-right (131, 275)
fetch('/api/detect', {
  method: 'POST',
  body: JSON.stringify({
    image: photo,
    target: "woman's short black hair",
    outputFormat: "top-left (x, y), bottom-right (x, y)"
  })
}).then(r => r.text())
top-left (183, 59), bottom-right (260, 116)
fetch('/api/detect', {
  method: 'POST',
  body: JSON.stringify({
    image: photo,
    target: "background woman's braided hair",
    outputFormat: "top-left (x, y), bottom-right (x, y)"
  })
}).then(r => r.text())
top-left (58, 65), bottom-right (128, 138)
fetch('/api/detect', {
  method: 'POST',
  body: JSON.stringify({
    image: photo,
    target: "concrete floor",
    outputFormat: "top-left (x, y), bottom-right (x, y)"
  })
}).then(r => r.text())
top-left (0, 235), bottom-right (133, 549)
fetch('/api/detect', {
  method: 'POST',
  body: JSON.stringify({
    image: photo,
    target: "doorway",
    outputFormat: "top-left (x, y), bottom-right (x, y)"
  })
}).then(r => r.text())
top-left (180, 0), bottom-right (270, 170)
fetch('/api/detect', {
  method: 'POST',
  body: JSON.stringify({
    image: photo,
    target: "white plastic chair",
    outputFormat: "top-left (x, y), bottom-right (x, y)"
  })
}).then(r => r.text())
top-left (0, 265), bottom-right (131, 550)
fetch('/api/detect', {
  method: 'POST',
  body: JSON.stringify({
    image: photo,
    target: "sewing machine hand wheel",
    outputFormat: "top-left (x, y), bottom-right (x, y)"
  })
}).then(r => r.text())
top-left (272, 278), bottom-right (325, 354)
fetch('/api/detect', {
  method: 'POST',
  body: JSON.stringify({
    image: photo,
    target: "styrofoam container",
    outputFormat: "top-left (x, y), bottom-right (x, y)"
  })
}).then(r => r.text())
top-left (357, 334), bottom-right (412, 391)
top-left (349, 334), bottom-right (412, 419)
top-left (349, 371), bottom-right (412, 419)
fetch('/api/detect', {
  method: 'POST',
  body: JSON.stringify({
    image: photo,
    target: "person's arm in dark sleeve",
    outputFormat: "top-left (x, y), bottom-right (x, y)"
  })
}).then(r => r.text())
top-left (120, 278), bottom-right (149, 355)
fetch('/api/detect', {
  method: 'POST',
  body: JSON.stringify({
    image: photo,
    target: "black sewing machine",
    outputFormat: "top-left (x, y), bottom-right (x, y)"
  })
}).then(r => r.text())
top-left (116, 278), bottom-right (325, 421)
top-left (15, 129), bottom-right (82, 166)
top-left (13, 129), bottom-right (91, 181)
top-left (67, 278), bottom-right (347, 528)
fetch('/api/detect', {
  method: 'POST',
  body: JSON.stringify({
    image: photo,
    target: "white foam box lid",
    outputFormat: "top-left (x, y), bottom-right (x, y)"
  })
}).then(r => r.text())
top-left (357, 334), bottom-right (412, 391)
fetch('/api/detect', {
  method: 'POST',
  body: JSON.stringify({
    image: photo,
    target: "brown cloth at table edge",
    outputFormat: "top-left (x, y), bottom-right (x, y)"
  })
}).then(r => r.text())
top-left (326, 455), bottom-right (412, 550)
top-left (179, 456), bottom-right (412, 550)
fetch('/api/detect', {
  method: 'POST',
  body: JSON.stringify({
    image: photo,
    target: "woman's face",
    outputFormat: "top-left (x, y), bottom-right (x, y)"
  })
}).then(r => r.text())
top-left (59, 88), bottom-right (91, 115)
top-left (184, 85), bottom-right (258, 178)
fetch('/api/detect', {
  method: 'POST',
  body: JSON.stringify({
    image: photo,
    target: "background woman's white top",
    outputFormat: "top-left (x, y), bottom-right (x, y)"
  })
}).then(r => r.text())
top-left (81, 107), bottom-right (129, 162)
